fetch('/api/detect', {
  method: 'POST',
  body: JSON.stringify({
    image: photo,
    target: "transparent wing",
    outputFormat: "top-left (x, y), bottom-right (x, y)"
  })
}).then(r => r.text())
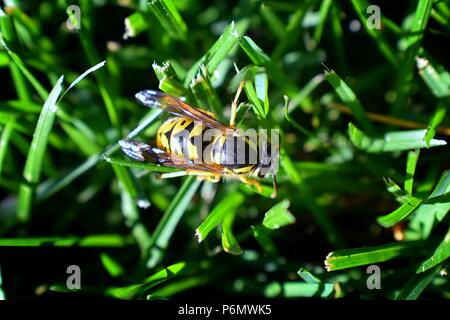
top-left (135, 90), bottom-right (230, 131)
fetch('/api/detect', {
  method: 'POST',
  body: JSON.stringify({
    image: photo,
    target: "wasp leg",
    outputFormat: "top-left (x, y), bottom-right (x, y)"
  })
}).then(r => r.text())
top-left (239, 176), bottom-right (263, 194)
top-left (157, 171), bottom-right (189, 179)
top-left (158, 170), bottom-right (221, 182)
top-left (230, 80), bottom-right (245, 128)
top-left (186, 169), bottom-right (221, 182)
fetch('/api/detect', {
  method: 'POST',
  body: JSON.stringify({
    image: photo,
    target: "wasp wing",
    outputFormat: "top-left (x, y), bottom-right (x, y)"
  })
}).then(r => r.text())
top-left (135, 90), bottom-right (230, 131)
top-left (119, 140), bottom-right (224, 173)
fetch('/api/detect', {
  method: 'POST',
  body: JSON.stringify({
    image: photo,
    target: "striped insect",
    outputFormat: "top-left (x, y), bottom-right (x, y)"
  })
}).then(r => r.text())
top-left (119, 87), bottom-right (278, 198)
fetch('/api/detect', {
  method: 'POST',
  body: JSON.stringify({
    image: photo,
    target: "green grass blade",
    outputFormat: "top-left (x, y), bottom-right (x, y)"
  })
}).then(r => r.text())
top-left (350, 0), bottom-right (398, 66)
top-left (0, 37), bottom-right (48, 100)
top-left (405, 149), bottom-right (420, 195)
top-left (384, 177), bottom-right (408, 204)
top-left (297, 267), bottom-right (321, 284)
top-left (395, 265), bottom-right (441, 300)
top-left (259, 4), bottom-right (285, 39)
top-left (348, 123), bottom-right (447, 153)
top-left (240, 36), bottom-right (270, 65)
top-left (0, 119), bottom-right (15, 176)
top-left (325, 71), bottom-right (375, 134)
top-left (221, 206), bottom-right (243, 255)
top-left (0, 265), bottom-right (5, 300)
top-left (189, 67), bottom-right (224, 119)
top-left (424, 104), bottom-right (446, 146)
top-left (17, 76), bottom-right (64, 221)
top-left (120, 190), bottom-right (152, 252)
top-left (153, 61), bottom-right (189, 97)
top-left (271, 3), bottom-right (312, 61)
top-left (36, 153), bottom-right (102, 201)
top-left (0, 235), bottom-right (132, 247)
top-left (148, 0), bottom-right (187, 40)
top-left (100, 253), bottom-right (125, 278)
top-left (243, 77), bottom-right (266, 119)
top-left (377, 196), bottom-right (423, 228)
top-left (416, 56), bottom-right (450, 98)
top-left (405, 170), bottom-right (450, 239)
top-left (281, 150), bottom-right (345, 247)
top-left (262, 199), bottom-right (295, 230)
top-left (104, 156), bottom-right (180, 173)
top-left (391, 0), bottom-right (433, 115)
top-left (251, 225), bottom-right (278, 256)
top-left (146, 176), bottom-right (201, 268)
top-left (123, 12), bottom-right (148, 39)
top-left (264, 281), bottom-right (334, 298)
top-left (313, 0), bottom-right (333, 45)
top-left (184, 21), bottom-right (240, 86)
top-left (416, 227), bottom-right (450, 273)
top-left (325, 241), bottom-right (420, 271)
top-left (107, 262), bottom-right (186, 299)
top-left (59, 60), bottom-right (106, 102)
top-left (195, 192), bottom-right (245, 243)
top-left (111, 163), bottom-right (146, 204)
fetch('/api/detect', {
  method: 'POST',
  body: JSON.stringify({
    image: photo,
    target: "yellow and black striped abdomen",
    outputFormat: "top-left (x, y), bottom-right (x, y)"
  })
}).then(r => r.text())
top-left (156, 116), bottom-right (258, 176)
top-left (156, 116), bottom-right (204, 161)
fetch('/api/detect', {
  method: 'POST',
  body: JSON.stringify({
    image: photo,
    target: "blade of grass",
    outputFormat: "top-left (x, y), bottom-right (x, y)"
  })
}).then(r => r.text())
top-left (148, 0), bottom-right (187, 41)
top-left (0, 119), bottom-right (15, 176)
top-left (195, 192), bottom-right (245, 243)
top-left (348, 123), bottom-right (446, 153)
top-left (221, 206), bottom-right (243, 255)
top-left (0, 36), bottom-right (48, 100)
top-left (123, 12), bottom-right (148, 39)
top-left (416, 56), bottom-right (450, 98)
top-left (405, 170), bottom-right (450, 239)
top-left (17, 75), bottom-right (64, 222)
top-left (424, 104), bottom-right (447, 146)
top-left (100, 253), bottom-right (125, 278)
top-left (104, 156), bottom-right (180, 173)
top-left (251, 225), bottom-right (278, 256)
top-left (106, 262), bottom-right (186, 299)
top-left (37, 108), bottom-right (164, 201)
top-left (120, 190), bottom-right (152, 253)
top-left (330, 3), bottom-right (348, 70)
top-left (405, 149), bottom-right (420, 195)
top-left (146, 176), bottom-right (201, 268)
top-left (377, 196), bottom-right (423, 228)
top-left (0, 235), bottom-right (133, 247)
top-left (184, 21), bottom-right (241, 86)
top-left (264, 281), bottom-right (334, 298)
top-left (313, 0), bottom-right (333, 45)
top-left (297, 267), bottom-right (321, 283)
top-left (395, 265), bottom-right (441, 300)
top-left (325, 241), bottom-right (421, 271)
top-left (391, 0), bottom-right (433, 115)
top-left (350, 0), bottom-right (398, 66)
top-left (325, 70), bottom-right (375, 134)
top-left (259, 4), bottom-right (285, 39)
top-left (416, 227), bottom-right (450, 273)
top-left (384, 177), bottom-right (409, 204)
top-left (240, 36), bottom-right (270, 65)
top-left (262, 199), bottom-right (296, 230)
top-left (189, 66), bottom-right (224, 119)
top-left (281, 149), bottom-right (345, 247)
top-left (271, 2), bottom-right (314, 61)
top-left (153, 61), bottom-right (189, 97)
top-left (79, 1), bottom-right (120, 128)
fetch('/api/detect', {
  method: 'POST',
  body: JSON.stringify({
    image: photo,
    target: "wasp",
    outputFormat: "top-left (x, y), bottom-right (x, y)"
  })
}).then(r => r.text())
top-left (119, 86), bottom-right (278, 198)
